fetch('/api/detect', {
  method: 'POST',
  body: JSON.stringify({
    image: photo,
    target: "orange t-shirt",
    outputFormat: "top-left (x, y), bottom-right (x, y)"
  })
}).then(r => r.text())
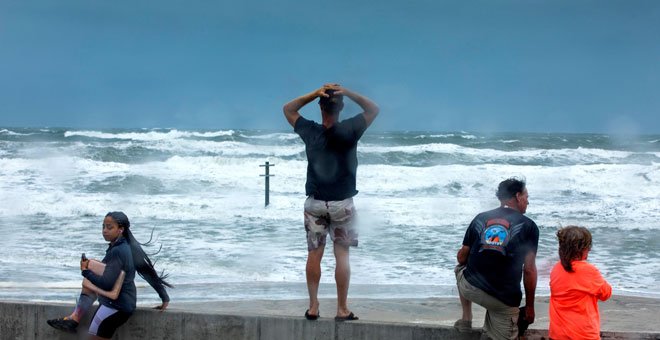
top-left (549, 260), bottom-right (612, 340)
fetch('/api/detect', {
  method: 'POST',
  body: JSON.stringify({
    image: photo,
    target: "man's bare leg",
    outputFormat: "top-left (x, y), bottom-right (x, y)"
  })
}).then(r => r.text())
top-left (334, 243), bottom-right (351, 317)
top-left (306, 244), bottom-right (325, 316)
top-left (454, 290), bottom-right (473, 332)
top-left (459, 292), bottom-right (473, 321)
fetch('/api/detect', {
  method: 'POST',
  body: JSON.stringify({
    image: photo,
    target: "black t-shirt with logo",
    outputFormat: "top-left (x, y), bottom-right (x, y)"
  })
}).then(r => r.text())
top-left (462, 207), bottom-right (539, 307)
top-left (294, 114), bottom-right (367, 201)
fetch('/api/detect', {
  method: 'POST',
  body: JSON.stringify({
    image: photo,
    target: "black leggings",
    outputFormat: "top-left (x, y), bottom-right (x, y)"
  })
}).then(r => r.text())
top-left (88, 304), bottom-right (132, 339)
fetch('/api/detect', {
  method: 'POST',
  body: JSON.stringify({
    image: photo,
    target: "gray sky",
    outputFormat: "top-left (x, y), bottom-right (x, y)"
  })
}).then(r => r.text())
top-left (1, 1), bottom-right (659, 133)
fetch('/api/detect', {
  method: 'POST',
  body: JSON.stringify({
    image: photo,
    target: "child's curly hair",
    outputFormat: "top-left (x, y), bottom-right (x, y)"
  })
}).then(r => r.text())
top-left (557, 225), bottom-right (592, 272)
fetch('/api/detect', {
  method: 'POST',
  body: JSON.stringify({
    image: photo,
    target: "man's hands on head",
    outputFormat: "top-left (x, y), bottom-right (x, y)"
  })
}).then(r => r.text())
top-left (284, 82), bottom-right (378, 128)
top-left (284, 85), bottom-right (340, 127)
top-left (316, 83), bottom-right (342, 97)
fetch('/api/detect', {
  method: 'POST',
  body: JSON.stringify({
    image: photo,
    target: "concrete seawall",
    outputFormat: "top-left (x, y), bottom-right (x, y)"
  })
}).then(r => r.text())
top-left (1, 301), bottom-right (658, 340)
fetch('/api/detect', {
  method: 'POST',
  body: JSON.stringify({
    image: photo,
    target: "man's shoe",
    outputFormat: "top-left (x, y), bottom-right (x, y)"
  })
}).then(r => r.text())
top-left (47, 317), bottom-right (79, 334)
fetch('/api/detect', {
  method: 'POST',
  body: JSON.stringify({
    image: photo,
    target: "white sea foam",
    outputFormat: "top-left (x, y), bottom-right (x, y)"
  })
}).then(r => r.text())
top-left (0, 129), bottom-right (32, 136)
top-left (361, 142), bottom-right (630, 158)
top-left (2, 129), bottom-right (659, 300)
top-left (64, 129), bottom-right (235, 140)
top-left (238, 132), bottom-right (299, 141)
top-left (359, 142), bottom-right (656, 164)
top-left (413, 133), bottom-right (478, 139)
top-left (54, 131), bottom-right (660, 167)
top-left (2, 154), bottom-right (657, 231)
top-left (135, 140), bottom-right (304, 157)
top-left (0, 281), bottom-right (84, 289)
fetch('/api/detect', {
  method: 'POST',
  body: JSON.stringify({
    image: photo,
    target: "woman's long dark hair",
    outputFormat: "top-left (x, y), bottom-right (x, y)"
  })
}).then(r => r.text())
top-left (556, 225), bottom-right (592, 272)
top-left (106, 211), bottom-right (173, 288)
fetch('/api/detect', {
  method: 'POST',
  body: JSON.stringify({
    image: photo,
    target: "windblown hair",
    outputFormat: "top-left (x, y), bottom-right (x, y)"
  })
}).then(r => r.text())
top-left (496, 177), bottom-right (526, 201)
top-left (318, 89), bottom-right (344, 115)
top-left (556, 225), bottom-right (592, 272)
top-left (106, 211), bottom-right (173, 288)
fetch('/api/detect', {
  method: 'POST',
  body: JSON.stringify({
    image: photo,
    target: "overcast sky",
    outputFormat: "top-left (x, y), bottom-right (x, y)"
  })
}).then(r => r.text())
top-left (1, 1), bottom-right (658, 133)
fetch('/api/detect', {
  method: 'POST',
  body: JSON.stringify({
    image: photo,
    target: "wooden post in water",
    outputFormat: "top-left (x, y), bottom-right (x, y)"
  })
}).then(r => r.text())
top-left (259, 161), bottom-right (275, 206)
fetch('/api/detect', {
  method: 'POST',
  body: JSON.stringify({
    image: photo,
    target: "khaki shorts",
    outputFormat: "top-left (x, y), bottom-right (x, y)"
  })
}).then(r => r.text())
top-left (304, 196), bottom-right (358, 251)
top-left (455, 265), bottom-right (520, 340)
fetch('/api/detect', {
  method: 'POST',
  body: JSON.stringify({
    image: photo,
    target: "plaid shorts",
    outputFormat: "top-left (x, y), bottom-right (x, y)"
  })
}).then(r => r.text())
top-left (304, 196), bottom-right (358, 251)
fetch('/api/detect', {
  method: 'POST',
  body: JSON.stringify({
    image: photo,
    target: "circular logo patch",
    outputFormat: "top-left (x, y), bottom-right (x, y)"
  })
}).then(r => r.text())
top-left (484, 225), bottom-right (508, 246)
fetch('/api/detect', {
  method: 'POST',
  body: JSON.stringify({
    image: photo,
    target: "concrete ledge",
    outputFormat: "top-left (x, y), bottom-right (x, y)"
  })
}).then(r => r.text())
top-left (1, 301), bottom-right (658, 340)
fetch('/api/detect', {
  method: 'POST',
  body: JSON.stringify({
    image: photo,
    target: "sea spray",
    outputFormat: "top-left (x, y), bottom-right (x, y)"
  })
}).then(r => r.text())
top-left (1, 127), bottom-right (659, 302)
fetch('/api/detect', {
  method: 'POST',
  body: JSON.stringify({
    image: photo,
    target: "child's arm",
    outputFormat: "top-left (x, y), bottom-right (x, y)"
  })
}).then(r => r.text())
top-left (596, 278), bottom-right (612, 301)
top-left (588, 263), bottom-right (612, 301)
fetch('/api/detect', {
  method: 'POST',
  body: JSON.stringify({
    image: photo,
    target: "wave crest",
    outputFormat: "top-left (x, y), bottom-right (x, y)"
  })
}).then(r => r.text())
top-left (64, 129), bottom-right (235, 140)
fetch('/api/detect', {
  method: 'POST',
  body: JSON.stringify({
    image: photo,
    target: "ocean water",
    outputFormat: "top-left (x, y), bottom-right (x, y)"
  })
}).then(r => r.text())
top-left (1, 127), bottom-right (659, 305)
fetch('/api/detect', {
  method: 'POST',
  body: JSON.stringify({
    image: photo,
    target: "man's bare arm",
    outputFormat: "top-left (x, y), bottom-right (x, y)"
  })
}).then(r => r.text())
top-left (457, 245), bottom-right (470, 265)
top-left (336, 87), bottom-right (380, 127)
top-left (523, 250), bottom-right (538, 323)
top-left (283, 85), bottom-right (331, 127)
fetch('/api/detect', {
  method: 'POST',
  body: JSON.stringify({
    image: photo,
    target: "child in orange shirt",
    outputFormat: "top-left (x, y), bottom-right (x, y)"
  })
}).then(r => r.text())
top-left (549, 226), bottom-right (612, 340)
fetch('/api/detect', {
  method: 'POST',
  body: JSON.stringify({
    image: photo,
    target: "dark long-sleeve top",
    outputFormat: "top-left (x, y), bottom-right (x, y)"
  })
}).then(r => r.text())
top-left (82, 237), bottom-right (137, 313)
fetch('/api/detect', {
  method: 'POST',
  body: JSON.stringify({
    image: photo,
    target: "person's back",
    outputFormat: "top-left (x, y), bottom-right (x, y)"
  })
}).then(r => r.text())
top-left (295, 114), bottom-right (366, 201)
top-left (549, 226), bottom-right (612, 340)
top-left (455, 178), bottom-right (539, 340)
top-left (463, 206), bottom-right (538, 307)
top-left (283, 83), bottom-right (378, 321)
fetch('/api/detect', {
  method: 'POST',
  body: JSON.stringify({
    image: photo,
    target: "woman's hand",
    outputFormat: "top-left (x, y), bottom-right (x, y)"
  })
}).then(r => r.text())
top-left (153, 301), bottom-right (169, 311)
top-left (80, 259), bottom-right (89, 271)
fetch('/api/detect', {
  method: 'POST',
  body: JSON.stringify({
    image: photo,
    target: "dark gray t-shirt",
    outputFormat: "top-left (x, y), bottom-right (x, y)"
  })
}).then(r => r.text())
top-left (462, 207), bottom-right (539, 307)
top-left (294, 114), bottom-right (367, 201)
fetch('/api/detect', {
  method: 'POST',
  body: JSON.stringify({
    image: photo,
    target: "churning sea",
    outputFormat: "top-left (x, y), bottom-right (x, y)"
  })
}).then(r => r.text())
top-left (0, 127), bottom-right (659, 305)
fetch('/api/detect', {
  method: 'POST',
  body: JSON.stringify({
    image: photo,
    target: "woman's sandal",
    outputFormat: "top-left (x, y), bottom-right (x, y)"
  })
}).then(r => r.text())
top-left (46, 317), bottom-right (79, 333)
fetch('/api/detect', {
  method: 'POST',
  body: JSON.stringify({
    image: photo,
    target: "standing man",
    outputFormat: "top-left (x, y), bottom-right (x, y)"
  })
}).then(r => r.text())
top-left (283, 83), bottom-right (379, 321)
top-left (455, 178), bottom-right (539, 340)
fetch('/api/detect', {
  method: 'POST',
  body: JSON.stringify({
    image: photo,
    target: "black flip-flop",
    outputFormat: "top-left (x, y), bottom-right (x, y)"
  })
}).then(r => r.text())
top-left (334, 312), bottom-right (359, 321)
top-left (304, 309), bottom-right (319, 320)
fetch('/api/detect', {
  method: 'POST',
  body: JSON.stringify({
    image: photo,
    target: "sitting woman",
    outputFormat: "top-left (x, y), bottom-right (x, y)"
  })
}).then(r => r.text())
top-left (47, 211), bottom-right (172, 339)
top-left (549, 225), bottom-right (612, 340)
